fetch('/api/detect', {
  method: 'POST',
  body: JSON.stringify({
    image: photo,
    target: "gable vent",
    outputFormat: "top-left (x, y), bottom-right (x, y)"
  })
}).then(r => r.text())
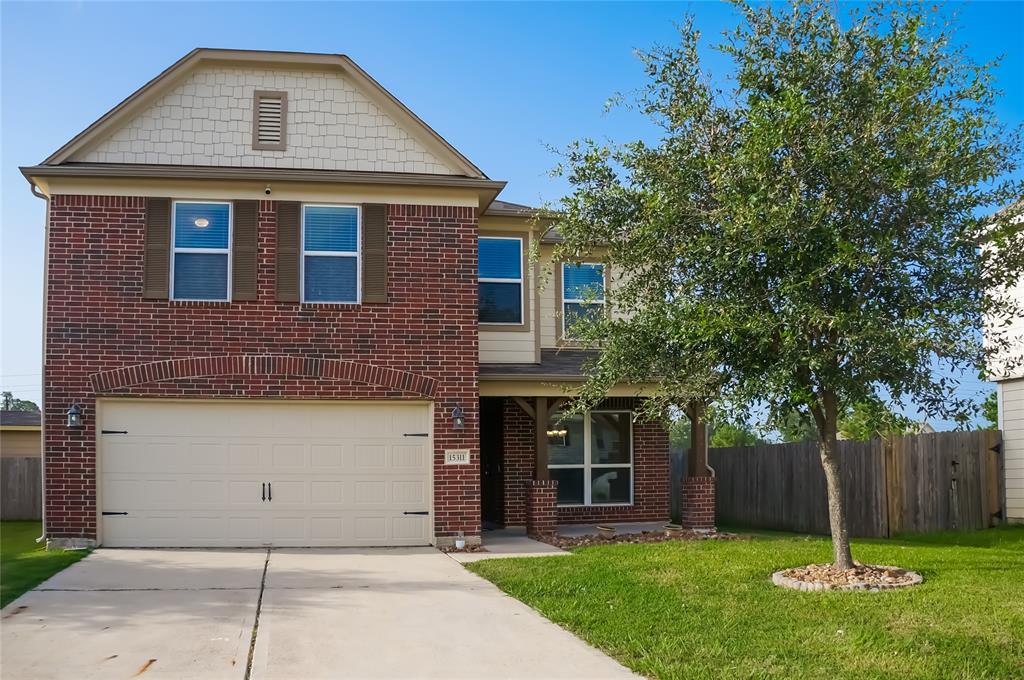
top-left (252, 90), bottom-right (288, 151)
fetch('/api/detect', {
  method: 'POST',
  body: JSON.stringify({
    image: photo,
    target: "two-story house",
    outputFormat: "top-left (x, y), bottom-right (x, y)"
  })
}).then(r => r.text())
top-left (21, 49), bottom-right (698, 550)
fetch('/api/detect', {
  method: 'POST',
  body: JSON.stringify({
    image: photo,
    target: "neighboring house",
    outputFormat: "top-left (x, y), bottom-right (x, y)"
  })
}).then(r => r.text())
top-left (1, 410), bottom-right (41, 457)
top-left (20, 49), bottom-right (690, 549)
top-left (986, 203), bottom-right (1024, 523)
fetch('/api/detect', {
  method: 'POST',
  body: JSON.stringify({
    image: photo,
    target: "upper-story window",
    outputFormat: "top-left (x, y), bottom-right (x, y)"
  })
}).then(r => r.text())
top-left (479, 236), bottom-right (524, 324)
top-left (561, 262), bottom-right (605, 339)
top-left (171, 201), bottom-right (231, 301)
top-left (302, 205), bottom-right (360, 303)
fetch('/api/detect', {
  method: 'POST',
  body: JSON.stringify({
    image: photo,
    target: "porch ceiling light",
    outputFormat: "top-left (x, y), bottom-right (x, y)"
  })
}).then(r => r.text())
top-left (193, 217), bottom-right (210, 228)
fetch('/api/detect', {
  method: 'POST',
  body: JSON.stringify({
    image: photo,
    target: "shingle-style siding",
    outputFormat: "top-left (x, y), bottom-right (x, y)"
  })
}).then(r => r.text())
top-left (75, 66), bottom-right (458, 174)
top-left (1002, 378), bottom-right (1024, 522)
top-left (44, 195), bottom-right (479, 543)
top-left (501, 397), bottom-right (670, 525)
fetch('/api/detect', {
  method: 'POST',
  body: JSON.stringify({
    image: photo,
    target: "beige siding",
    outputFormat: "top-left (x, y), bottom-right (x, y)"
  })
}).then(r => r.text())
top-left (479, 334), bottom-right (535, 363)
top-left (1003, 379), bottom-right (1024, 521)
top-left (75, 65), bottom-right (458, 174)
top-left (1, 430), bottom-right (41, 457)
top-left (985, 224), bottom-right (1024, 380)
top-left (539, 246), bottom-right (559, 348)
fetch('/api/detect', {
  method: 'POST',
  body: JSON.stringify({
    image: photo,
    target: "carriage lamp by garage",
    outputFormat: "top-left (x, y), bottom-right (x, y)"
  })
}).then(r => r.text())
top-left (451, 406), bottom-right (465, 429)
top-left (66, 402), bottom-right (83, 428)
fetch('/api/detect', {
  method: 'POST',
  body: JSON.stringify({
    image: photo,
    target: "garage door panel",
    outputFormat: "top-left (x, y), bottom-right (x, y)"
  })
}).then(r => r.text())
top-left (310, 444), bottom-right (345, 469)
top-left (392, 444), bottom-right (429, 470)
top-left (100, 401), bottom-right (433, 547)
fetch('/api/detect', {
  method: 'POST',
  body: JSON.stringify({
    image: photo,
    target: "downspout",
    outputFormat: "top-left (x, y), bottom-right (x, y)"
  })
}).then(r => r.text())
top-left (29, 181), bottom-right (49, 543)
top-left (704, 421), bottom-right (716, 478)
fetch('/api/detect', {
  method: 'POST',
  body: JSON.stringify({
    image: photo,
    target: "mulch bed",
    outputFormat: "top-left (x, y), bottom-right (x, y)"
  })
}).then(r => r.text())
top-left (773, 563), bottom-right (922, 591)
top-left (546, 529), bottom-right (744, 549)
top-left (438, 543), bottom-right (488, 554)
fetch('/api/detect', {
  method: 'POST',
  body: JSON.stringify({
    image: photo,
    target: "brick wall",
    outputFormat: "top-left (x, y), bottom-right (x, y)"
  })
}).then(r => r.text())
top-left (681, 477), bottom-right (716, 530)
top-left (44, 195), bottom-right (479, 542)
top-left (501, 397), bottom-right (669, 526)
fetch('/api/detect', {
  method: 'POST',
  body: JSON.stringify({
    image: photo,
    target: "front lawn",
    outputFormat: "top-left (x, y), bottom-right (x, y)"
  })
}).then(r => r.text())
top-left (1, 521), bottom-right (87, 608)
top-left (468, 527), bottom-right (1024, 679)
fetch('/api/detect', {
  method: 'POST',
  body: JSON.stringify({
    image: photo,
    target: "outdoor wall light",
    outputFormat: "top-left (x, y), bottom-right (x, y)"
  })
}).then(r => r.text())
top-left (451, 406), bottom-right (465, 429)
top-left (66, 402), bottom-right (83, 428)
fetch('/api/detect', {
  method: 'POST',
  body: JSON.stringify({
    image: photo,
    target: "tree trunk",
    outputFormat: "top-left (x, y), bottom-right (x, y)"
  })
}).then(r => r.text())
top-left (815, 391), bottom-right (855, 569)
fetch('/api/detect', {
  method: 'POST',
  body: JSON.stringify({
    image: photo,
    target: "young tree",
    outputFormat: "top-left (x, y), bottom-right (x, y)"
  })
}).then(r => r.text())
top-left (980, 391), bottom-right (1000, 430)
top-left (553, 1), bottom-right (1023, 568)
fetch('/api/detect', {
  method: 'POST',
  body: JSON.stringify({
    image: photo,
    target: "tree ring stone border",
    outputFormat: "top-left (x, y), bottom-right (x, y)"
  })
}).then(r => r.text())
top-left (771, 565), bottom-right (923, 592)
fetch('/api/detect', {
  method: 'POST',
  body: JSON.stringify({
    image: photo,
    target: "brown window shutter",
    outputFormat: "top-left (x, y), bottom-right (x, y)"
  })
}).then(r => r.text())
top-left (143, 197), bottom-right (171, 299)
top-left (275, 201), bottom-right (301, 302)
top-left (362, 204), bottom-right (388, 303)
top-left (232, 200), bottom-right (259, 301)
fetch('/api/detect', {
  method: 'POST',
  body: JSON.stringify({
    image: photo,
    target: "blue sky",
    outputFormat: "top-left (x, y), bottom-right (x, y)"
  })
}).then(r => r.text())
top-left (2, 1), bottom-right (1021, 426)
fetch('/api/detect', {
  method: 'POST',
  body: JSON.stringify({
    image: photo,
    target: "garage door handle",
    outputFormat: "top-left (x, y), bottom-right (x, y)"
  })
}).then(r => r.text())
top-left (102, 511), bottom-right (128, 516)
top-left (403, 433), bottom-right (429, 437)
top-left (403, 511), bottom-right (429, 516)
top-left (268, 483), bottom-right (272, 501)
top-left (262, 483), bottom-right (266, 501)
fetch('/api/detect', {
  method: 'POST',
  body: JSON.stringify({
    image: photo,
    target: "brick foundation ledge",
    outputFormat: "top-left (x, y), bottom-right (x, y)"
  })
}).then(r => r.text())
top-left (681, 476), bottom-right (716, 531)
top-left (526, 479), bottom-right (559, 539)
top-left (47, 537), bottom-right (97, 551)
top-left (435, 534), bottom-right (482, 549)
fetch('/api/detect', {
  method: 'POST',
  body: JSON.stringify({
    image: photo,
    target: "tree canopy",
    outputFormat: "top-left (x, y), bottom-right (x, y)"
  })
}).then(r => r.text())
top-left (551, 0), bottom-right (1023, 567)
top-left (1, 392), bottom-right (39, 412)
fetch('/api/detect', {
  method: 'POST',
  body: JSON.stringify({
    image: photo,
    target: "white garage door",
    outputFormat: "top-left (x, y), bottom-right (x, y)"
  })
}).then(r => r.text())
top-left (99, 400), bottom-right (433, 548)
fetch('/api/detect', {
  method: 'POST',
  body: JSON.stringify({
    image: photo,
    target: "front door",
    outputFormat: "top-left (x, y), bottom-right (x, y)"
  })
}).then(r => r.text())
top-left (479, 398), bottom-right (505, 527)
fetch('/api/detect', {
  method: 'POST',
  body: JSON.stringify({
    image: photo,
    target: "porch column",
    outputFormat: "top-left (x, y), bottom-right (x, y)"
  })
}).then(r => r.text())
top-left (534, 396), bottom-right (549, 480)
top-left (682, 400), bottom-right (716, 531)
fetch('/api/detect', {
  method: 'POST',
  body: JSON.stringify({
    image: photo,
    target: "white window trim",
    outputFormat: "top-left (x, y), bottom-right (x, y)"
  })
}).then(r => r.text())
top-left (561, 262), bottom-right (606, 339)
top-left (479, 235), bottom-right (524, 325)
top-left (300, 203), bottom-right (362, 304)
top-left (548, 409), bottom-right (634, 507)
top-left (170, 200), bottom-right (232, 302)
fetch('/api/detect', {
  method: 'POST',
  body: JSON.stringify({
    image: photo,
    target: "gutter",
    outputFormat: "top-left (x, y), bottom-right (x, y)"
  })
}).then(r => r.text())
top-left (20, 163), bottom-right (507, 191)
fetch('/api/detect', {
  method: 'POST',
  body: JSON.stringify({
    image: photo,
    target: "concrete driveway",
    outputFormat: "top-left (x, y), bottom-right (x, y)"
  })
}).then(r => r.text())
top-left (1, 548), bottom-right (636, 680)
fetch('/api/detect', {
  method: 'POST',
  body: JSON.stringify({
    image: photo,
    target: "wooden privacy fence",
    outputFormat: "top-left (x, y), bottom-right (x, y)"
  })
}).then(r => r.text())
top-left (1, 456), bottom-right (42, 520)
top-left (672, 430), bottom-right (1002, 537)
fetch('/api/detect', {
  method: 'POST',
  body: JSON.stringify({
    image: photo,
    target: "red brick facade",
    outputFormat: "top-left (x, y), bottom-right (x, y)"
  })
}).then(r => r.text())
top-left (525, 480), bottom-right (558, 539)
top-left (501, 397), bottom-right (670, 525)
top-left (681, 476), bottom-right (716, 530)
top-left (44, 195), bottom-right (479, 543)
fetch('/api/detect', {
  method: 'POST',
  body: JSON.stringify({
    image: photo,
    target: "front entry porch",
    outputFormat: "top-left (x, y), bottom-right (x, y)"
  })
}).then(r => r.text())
top-left (479, 394), bottom-right (714, 538)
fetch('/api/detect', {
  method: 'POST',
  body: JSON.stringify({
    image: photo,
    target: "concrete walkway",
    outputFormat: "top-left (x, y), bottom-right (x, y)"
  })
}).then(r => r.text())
top-left (1, 548), bottom-right (637, 680)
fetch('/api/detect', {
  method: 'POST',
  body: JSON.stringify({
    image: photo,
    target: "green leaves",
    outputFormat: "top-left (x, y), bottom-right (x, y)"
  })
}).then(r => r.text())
top-left (551, 0), bottom-right (1023, 431)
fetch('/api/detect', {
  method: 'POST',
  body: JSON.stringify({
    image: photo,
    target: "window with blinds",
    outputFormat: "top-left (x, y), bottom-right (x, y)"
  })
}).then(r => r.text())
top-left (252, 90), bottom-right (287, 150)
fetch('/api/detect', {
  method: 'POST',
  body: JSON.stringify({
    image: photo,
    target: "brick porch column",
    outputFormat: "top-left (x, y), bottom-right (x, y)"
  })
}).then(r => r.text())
top-left (681, 476), bottom-right (716, 531)
top-left (526, 480), bottom-right (558, 539)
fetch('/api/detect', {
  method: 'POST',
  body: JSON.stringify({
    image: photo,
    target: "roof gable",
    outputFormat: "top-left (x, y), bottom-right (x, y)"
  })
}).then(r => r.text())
top-left (45, 49), bottom-right (486, 178)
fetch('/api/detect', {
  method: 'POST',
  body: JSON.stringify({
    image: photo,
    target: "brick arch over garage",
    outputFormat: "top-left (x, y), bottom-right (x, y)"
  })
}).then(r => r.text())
top-left (89, 355), bottom-right (438, 398)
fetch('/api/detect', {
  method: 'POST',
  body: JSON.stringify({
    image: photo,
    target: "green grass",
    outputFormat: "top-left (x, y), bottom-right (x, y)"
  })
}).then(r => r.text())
top-left (1, 521), bottom-right (87, 608)
top-left (469, 526), bottom-right (1024, 679)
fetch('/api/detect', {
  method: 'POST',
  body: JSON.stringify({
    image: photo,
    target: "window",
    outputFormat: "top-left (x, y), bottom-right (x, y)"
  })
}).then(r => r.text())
top-left (548, 410), bottom-right (632, 506)
top-left (252, 90), bottom-right (287, 150)
top-left (479, 236), bottom-right (523, 324)
top-left (561, 263), bottom-right (605, 339)
top-left (171, 201), bottom-right (231, 301)
top-left (302, 205), bottom-right (360, 303)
